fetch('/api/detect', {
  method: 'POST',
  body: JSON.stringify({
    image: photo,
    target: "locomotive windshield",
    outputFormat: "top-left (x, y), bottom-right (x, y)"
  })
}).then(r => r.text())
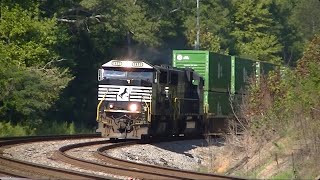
top-left (103, 69), bottom-right (153, 82)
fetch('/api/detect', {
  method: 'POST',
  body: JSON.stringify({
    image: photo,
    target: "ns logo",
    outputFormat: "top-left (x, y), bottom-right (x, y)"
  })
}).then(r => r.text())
top-left (117, 87), bottom-right (130, 101)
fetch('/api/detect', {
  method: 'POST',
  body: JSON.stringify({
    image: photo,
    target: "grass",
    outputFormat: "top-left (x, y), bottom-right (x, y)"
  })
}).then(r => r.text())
top-left (197, 165), bottom-right (209, 173)
top-left (271, 169), bottom-right (296, 180)
top-left (0, 121), bottom-right (35, 137)
top-left (0, 120), bottom-right (94, 137)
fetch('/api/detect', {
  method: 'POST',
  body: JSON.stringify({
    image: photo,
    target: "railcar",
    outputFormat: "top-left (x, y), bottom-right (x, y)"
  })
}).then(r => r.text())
top-left (172, 50), bottom-right (278, 134)
top-left (96, 60), bottom-right (204, 139)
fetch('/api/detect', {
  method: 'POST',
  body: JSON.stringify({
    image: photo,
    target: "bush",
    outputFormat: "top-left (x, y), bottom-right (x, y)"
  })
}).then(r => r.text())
top-left (228, 34), bottom-right (320, 179)
top-left (0, 121), bottom-right (35, 136)
top-left (36, 121), bottom-right (76, 135)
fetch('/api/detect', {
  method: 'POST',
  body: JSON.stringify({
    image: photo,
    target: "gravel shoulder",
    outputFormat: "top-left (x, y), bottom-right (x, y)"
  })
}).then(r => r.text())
top-left (106, 139), bottom-right (226, 173)
top-left (1, 137), bottom-right (234, 179)
top-left (1, 138), bottom-right (129, 179)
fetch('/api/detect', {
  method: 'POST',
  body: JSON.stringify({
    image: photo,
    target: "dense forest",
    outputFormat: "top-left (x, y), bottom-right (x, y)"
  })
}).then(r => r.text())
top-left (0, 0), bottom-right (319, 136)
top-left (1, 0), bottom-right (320, 178)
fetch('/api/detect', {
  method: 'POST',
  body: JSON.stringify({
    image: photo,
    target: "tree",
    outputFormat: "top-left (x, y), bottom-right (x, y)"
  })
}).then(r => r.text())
top-left (0, 64), bottom-right (72, 128)
top-left (291, 0), bottom-right (320, 41)
top-left (269, 0), bottom-right (301, 65)
top-left (0, 4), bottom-right (60, 67)
top-left (296, 33), bottom-right (320, 78)
top-left (0, 1), bottom-right (73, 131)
top-left (230, 0), bottom-right (282, 63)
top-left (186, 27), bottom-right (221, 52)
top-left (183, 0), bottom-right (231, 52)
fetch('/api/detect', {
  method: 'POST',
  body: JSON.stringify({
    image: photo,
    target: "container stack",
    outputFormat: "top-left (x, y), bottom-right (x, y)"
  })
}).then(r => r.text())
top-left (172, 50), bottom-right (277, 133)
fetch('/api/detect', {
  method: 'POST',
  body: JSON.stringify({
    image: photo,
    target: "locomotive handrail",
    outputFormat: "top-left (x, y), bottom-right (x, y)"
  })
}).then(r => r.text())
top-left (96, 89), bottom-right (108, 122)
top-left (149, 94), bottom-right (152, 122)
top-left (104, 109), bottom-right (141, 113)
top-left (142, 94), bottom-right (152, 122)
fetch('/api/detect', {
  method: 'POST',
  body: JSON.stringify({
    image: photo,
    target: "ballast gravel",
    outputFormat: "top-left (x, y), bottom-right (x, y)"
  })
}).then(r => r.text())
top-left (1, 138), bottom-right (130, 179)
top-left (106, 139), bottom-right (225, 172)
top-left (1, 137), bottom-right (225, 179)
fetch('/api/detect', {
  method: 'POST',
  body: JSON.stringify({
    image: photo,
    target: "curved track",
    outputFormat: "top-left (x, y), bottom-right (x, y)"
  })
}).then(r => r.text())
top-left (0, 134), bottom-right (107, 179)
top-left (1, 134), bottom-right (245, 179)
top-left (96, 140), bottom-right (244, 180)
top-left (0, 169), bottom-right (26, 178)
top-left (57, 137), bottom-right (245, 180)
top-left (56, 140), bottom-right (183, 180)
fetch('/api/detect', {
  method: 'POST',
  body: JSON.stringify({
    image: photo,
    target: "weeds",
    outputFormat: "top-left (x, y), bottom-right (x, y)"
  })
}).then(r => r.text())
top-left (223, 35), bottom-right (320, 179)
top-left (0, 120), bottom-right (93, 137)
top-left (0, 121), bottom-right (34, 136)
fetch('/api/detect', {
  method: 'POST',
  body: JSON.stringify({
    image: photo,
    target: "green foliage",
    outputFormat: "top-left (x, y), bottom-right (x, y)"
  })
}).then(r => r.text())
top-left (271, 169), bottom-right (296, 180)
top-left (186, 27), bottom-right (221, 52)
top-left (0, 3), bottom-right (59, 66)
top-left (0, 0), bottom-right (318, 142)
top-left (230, 0), bottom-right (282, 63)
top-left (0, 65), bottom-right (72, 127)
top-left (36, 121), bottom-right (76, 135)
top-left (183, 0), bottom-right (230, 52)
top-left (0, 121), bottom-right (35, 136)
top-left (269, 0), bottom-right (302, 64)
top-left (79, 0), bottom-right (161, 47)
top-left (242, 33), bottom-right (320, 179)
top-left (291, 0), bottom-right (320, 41)
top-left (0, 1), bottom-right (73, 135)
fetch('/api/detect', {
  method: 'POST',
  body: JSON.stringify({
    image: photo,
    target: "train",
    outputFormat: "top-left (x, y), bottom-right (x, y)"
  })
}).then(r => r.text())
top-left (96, 59), bottom-right (204, 140)
top-left (96, 50), bottom-right (278, 139)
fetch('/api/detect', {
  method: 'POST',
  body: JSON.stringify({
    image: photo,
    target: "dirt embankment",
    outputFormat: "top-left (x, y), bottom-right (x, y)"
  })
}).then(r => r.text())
top-left (208, 135), bottom-right (320, 180)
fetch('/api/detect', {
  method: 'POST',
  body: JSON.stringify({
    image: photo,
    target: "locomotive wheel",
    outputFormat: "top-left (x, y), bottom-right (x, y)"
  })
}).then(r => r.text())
top-left (140, 134), bottom-right (151, 143)
top-left (110, 138), bottom-right (118, 143)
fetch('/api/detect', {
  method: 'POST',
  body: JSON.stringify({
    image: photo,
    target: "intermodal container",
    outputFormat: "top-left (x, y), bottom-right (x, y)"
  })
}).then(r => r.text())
top-left (172, 50), bottom-right (277, 116)
top-left (173, 50), bottom-right (232, 115)
top-left (173, 50), bottom-right (231, 92)
top-left (234, 57), bottom-right (256, 93)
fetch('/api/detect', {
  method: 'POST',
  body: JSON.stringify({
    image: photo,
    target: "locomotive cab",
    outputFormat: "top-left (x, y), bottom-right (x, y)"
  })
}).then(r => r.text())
top-left (96, 60), bottom-right (154, 139)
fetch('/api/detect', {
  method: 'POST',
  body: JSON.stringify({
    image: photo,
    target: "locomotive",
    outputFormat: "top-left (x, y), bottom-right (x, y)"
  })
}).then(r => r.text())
top-left (96, 60), bottom-right (204, 139)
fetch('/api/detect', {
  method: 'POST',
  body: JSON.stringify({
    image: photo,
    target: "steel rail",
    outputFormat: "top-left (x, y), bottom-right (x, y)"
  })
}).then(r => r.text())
top-left (0, 134), bottom-right (108, 179)
top-left (0, 156), bottom-right (107, 179)
top-left (0, 133), bottom-right (100, 145)
top-left (56, 140), bottom-right (183, 180)
top-left (56, 135), bottom-right (244, 180)
top-left (96, 140), bottom-right (245, 180)
top-left (0, 169), bottom-right (27, 178)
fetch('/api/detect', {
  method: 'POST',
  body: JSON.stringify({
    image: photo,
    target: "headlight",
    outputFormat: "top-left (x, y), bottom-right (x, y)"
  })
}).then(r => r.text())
top-left (109, 103), bottom-right (114, 109)
top-left (129, 103), bottom-right (138, 112)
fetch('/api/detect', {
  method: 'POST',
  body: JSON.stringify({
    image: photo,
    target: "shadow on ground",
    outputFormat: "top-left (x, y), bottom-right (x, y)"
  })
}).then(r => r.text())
top-left (152, 138), bottom-right (225, 157)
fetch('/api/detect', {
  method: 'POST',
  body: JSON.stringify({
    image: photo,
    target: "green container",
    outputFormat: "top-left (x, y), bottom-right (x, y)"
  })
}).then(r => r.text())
top-left (173, 50), bottom-right (231, 93)
top-left (207, 91), bottom-right (232, 116)
top-left (208, 53), bottom-right (232, 92)
top-left (172, 50), bottom-right (277, 116)
top-left (234, 57), bottom-right (256, 93)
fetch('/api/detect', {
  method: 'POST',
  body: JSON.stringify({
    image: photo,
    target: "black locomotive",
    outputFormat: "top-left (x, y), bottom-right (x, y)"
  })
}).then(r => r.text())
top-left (96, 60), bottom-right (204, 139)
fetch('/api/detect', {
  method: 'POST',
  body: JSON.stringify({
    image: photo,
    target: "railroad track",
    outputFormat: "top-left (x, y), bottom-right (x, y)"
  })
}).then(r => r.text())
top-left (0, 168), bottom-right (27, 178)
top-left (96, 141), bottom-right (240, 180)
top-left (56, 136), bottom-right (244, 180)
top-left (1, 134), bottom-right (244, 179)
top-left (0, 134), bottom-right (108, 179)
top-left (56, 140), bottom-right (182, 179)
